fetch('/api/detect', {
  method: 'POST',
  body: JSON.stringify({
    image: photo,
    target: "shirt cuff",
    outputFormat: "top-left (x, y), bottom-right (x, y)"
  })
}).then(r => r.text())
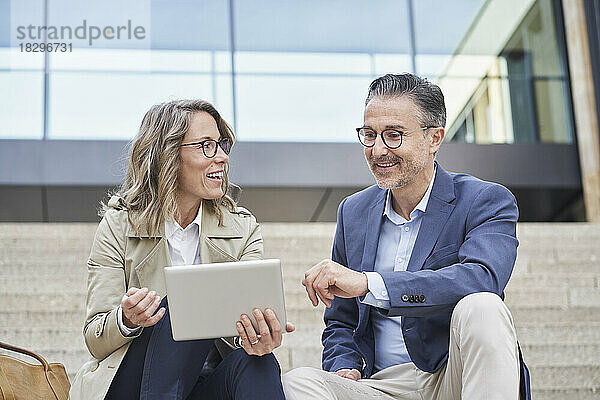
top-left (361, 272), bottom-right (391, 309)
top-left (117, 305), bottom-right (143, 337)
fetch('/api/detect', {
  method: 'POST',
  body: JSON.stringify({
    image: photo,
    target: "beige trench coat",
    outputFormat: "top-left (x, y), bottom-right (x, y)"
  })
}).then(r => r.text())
top-left (69, 196), bottom-right (263, 400)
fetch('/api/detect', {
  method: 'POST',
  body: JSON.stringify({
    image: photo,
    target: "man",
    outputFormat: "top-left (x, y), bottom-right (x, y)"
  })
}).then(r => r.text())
top-left (283, 73), bottom-right (530, 400)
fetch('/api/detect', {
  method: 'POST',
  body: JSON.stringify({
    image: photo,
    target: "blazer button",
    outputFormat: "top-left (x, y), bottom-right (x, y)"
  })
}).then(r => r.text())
top-left (419, 294), bottom-right (426, 302)
top-left (90, 362), bottom-right (99, 372)
top-left (409, 295), bottom-right (415, 303)
top-left (95, 325), bottom-right (102, 338)
top-left (402, 294), bottom-right (409, 302)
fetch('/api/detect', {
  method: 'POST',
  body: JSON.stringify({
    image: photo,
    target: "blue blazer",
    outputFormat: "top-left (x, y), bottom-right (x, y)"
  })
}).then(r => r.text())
top-left (322, 163), bottom-right (531, 399)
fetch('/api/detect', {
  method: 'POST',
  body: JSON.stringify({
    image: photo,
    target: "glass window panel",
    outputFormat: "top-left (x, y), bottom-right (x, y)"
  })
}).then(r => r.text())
top-left (214, 50), bottom-right (231, 73)
top-left (214, 74), bottom-right (234, 128)
top-left (9, 0), bottom-right (45, 48)
top-left (0, 71), bottom-right (44, 138)
top-left (44, 0), bottom-right (150, 50)
top-left (415, 54), bottom-right (452, 78)
top-left (150, 0), bottom-right (229, 51)
top-left (535, 79), bottom-right (572, 143)
top-left (413, 0), bottom-right (487, 55)
top-left (0, 46), bottom-right (44, 70)
top-left (374, 54), bottom-right (412, 76)
top-left (502, 0), bottom-right (566, 78)
top-left (234, 0), bottom-right (410, 53)
top-left (1, 0), bottom-right (10, 47)
top-left (236, 52), bottom-right (371, 75)
top-left (48, 72), bottom-right (213, 139)
top-left (235, 75), bottom-right (369, 142)
top-left (48, 48), bottom-right (217, 72)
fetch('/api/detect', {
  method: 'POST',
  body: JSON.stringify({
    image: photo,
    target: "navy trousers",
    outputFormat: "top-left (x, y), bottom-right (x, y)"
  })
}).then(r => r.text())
top-left (105, 297), bottom-right (285, 400)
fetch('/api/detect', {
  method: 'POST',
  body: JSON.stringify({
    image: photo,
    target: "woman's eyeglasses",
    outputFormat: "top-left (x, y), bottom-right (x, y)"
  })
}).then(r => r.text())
top-left (180, 137), bottom-right (232, 158)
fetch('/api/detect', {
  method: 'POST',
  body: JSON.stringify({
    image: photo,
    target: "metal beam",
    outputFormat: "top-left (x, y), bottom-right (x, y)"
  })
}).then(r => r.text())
top-left (0, 139), bottom-right (581, 189)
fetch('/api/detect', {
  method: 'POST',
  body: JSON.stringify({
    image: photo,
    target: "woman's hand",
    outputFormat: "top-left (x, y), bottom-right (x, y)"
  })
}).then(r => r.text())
top-left (121, 287), bottom-right (166, 329)
top-left (235, 308), bottom-right (295, 356)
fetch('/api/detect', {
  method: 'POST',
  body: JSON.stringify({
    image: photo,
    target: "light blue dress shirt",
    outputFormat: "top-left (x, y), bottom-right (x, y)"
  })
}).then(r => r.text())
top-left (361, 172), bottom-right (436, 371)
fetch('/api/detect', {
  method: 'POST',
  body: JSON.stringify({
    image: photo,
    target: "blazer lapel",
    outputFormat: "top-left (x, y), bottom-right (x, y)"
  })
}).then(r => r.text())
top-left (360, 190), bottom-right (386, 273)
top-left (200, 202), bottom-right (244, 264)
top-left (406, 165), bottom-right (456, 272)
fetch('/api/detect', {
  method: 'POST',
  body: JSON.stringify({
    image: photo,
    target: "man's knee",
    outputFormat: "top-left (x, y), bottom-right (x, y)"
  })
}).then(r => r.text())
top-left (454, 292), bottom-right (504, 315)
top-left (452, 292), bottom-right (515, 342)
top-left (282, 367), bottom-right (326, 392)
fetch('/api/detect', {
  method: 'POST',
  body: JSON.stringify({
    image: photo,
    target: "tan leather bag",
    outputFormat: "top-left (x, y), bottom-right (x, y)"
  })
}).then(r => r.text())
top-left (0, 341), bottom-right (70, 400)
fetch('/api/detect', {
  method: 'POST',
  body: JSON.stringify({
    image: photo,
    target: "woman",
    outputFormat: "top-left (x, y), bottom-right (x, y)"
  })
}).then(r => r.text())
top-left (69, 100), bottom-right (294, 400)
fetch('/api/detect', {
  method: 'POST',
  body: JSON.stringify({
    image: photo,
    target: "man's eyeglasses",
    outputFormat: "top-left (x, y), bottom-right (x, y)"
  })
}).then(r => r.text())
top-left (356, 126), bottom-right (434, 149)
top-left (180, 137), bottom-right (232, 158)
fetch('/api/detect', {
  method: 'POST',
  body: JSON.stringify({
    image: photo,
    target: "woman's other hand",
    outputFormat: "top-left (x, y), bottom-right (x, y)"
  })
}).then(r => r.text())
top-left (236, 308), bottom-right (295, 356)
top-left (121, 287), bottom-right (166, 328)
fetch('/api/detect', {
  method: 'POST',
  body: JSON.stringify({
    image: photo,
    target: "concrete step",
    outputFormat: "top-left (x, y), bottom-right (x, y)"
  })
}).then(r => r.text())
top-left (0, 223), bottom-right (97, 238)
top-left (0, 307), bottom-right (324, 329)
top-left (0, 292), bottom-right (328, 321)
top-left (2, 221), bottom-right (600, 397)
top-left (506, 273), bottom-right (599, 289)
top-left (529, 261), bottom-right (600, 274)
top-left (2, 290), bottom-right (600, 326)
top-left (0, 255), bottom-right (90, 273)
top-left (0, 328), bottom-right (86, 350)
top-left (0, 310), bottom-right (86, 328)
top-left (4, 323), bottom-right (599, 355)
top-left (0, 287), bottom-right (583, 311)
top-left (1, 222), bottom-right (599, 239)
top-left (281, 286), bottom-right (599, 309)
top-left (0, 276), bottom-right (87, 293)
top-left (530, 365), bottom-right (600, 390)
top-left (531, 388), bottom-right (600, 400)
top-left (521, 343), bottom-right (600, 366)
top-left (511, 307), bottom-right (600, 323)
top-left (515, 322), bottom-right (600, 343)
top-left (3, 266), bottom-right (597, 295)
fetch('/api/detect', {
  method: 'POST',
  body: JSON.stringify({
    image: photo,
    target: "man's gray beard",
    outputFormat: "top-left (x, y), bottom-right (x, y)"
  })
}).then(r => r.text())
top-left (368, 158), bottom-right (426, 190)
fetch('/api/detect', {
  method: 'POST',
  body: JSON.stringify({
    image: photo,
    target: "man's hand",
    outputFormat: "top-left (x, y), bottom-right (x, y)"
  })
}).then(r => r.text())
top-left (333, 368), bottom-right (361, 381)
top-left (235, 308), bottom-right (295, 356)
top-left (121, 287), bottom-right (166, 328)
top-left (302, 259), bottom-right (368, 308)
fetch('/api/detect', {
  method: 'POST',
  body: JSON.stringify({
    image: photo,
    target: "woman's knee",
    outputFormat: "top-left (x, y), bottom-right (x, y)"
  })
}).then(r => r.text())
top-left (226, 349), bottom-right (281, 374)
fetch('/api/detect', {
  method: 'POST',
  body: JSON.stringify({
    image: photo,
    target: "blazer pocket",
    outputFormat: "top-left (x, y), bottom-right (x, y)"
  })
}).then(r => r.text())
top-left (424, 244), bottom-right (459, 270)
top-left (205, 238), bottom-right (239, 263)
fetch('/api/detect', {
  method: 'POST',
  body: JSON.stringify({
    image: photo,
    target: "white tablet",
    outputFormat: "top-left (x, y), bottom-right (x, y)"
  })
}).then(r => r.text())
top-left (164, 259), bottom-right (287, 341)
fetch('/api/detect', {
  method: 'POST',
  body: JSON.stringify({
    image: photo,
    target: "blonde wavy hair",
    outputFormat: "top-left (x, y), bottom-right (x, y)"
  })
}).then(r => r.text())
top-left (104, 99), bottom-right (236, 236)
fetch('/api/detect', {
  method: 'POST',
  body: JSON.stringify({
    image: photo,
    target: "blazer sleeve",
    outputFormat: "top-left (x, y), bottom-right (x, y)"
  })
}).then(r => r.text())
top-left (322, 198), bottom-right (365, 373)
top-left (380, 184), bottom-right (519, 317)
top-left (83, 210), bottom-right (141, 360)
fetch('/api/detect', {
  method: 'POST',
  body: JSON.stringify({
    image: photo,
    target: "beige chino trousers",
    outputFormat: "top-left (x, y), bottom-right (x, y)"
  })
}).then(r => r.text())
top-left (283, 292), bottom-right (520, 400)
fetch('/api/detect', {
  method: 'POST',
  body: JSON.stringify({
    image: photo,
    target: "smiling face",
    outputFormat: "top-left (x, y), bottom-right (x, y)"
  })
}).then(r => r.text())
top-left (177, 111), bottom-right (229, 205)
top-left (363, 96), bottom-right (441, 190)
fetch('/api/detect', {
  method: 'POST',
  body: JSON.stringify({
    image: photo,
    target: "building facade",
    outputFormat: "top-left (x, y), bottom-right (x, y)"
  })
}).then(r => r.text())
top-left (1, 0), bottom-right (598, 222)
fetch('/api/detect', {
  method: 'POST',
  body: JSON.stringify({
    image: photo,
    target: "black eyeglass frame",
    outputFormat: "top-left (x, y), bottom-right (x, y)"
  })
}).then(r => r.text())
top-left (356, 126), bottom-right (436, 149)
top-left (180, 137), bottom-right (232, 158)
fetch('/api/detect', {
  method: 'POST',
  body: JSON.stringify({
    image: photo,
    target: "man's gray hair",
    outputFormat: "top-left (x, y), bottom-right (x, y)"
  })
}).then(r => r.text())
top-left (365, 73), bottom-right (446, 128)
